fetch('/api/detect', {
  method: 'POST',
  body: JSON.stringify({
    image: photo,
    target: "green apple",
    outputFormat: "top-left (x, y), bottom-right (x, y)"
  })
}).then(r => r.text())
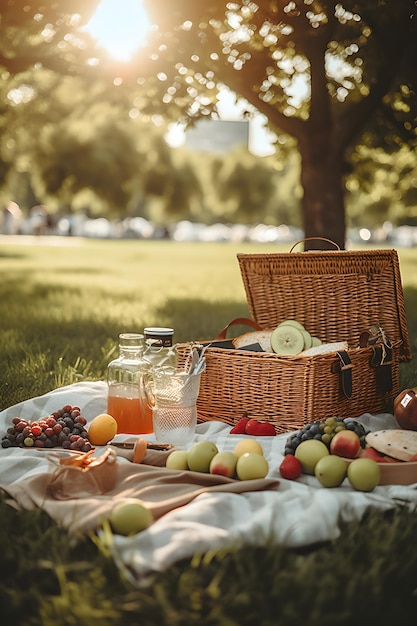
top-left (347, 458), bottom-right (381, 492)
top-left (209, 451), bottom-right (237, 477)
top-left (166, 450), bottom-right (189, 470)
top-left (314, 454), bottom-right (347, 487)
top-left (187, 440), bottom-right (219, 473)
top-left (109, 499), bottom-right (153, 536)
top-left (236, 452), bottom-right (269, 480)
top-left (295, 439), bottom-right (329, 475)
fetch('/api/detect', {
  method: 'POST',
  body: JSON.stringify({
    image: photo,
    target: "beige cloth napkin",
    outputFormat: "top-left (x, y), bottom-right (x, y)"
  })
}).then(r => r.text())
top-left (2, 456), bottom-right (280, 535)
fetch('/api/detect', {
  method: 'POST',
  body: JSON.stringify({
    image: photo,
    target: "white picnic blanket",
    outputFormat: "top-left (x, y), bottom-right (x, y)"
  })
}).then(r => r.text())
top-left (1, 381), bottom-right (417, 585)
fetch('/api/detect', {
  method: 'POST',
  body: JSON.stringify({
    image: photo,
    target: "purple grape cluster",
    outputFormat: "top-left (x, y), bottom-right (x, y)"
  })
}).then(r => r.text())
top-left (284, 417), bottom-right (368, 456)
top-left (1, 404), bottom-right (93, 452)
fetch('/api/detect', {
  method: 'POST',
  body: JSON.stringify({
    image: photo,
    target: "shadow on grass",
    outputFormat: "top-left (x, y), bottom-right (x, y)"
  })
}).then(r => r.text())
top-left (0, 249), bottom-right (29, 260)
top-left (403, 286), bottom-right (417, 330)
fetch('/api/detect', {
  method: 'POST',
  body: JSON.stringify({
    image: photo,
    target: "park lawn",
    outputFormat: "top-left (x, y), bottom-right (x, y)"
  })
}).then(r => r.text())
top-left (0, 237), bottom-right (416, 407)
top-left (1, 237), bottom-right (417, 626)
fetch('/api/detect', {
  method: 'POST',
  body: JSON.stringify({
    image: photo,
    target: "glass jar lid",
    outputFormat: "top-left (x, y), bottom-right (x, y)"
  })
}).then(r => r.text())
top-left (144, 327), bottom-right (174, 338)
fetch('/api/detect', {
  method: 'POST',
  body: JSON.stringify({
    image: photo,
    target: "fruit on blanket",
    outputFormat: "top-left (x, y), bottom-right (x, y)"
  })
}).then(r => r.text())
top-left (236, 452), bottom-right (269, 480)
top-left (166, 450), bottom-right (189, 470)
top-left (314, 455), bottom-right (347, 487)
top-left (347, 458), bottom-right (380, 491)
top-left (234, 439), bottom-right (264, 458)
top-left (284, 417), bottom-right (367, 455)
top-left (109, 498), bottom-right (153, 536)
top-left (1, 406), bottom-right (92, 451)
top-left (229, 416), bottom-right (250, 434)
top-left (187, 441), bottom-right (218, 472)
top-left (279, 454), bottom-right (302, 480)
top-left (230, 417), bottom-right (276, 436)
top-left (209, 451), bottom-right (237, 477)
top-left (329, 430), bottom-right (361, 459)
top-left (88, 413), bottom-right (118, 446)
top-left (359, 446), bottom-right (398, 463)
top-left (271, 324), bottom-right (305, 355)
top-left (394, 387), bottom-right (417, 431)
top-left (295, 439), bottom-right (329, 475)
top-left (245, 419), bottom-right (276, 436)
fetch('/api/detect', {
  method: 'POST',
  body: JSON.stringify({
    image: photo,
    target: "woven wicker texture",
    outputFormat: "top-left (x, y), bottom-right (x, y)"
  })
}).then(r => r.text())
top-left (237, 249), bottom-right (411, 359)
top-left (178, 247), bottom-right (412, 433)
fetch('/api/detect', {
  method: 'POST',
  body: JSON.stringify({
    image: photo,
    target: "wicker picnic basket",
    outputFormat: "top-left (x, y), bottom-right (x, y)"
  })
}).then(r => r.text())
top-left (178, 242), bottom-right (412, 433)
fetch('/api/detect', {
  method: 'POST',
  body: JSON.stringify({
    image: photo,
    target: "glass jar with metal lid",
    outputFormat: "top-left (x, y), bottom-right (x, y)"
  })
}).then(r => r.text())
top-left (143, 327), bottom-right (178, 372)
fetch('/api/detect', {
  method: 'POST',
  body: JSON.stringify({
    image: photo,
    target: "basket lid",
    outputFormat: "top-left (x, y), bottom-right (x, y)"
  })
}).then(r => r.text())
top-left (237, 248), bottom-right (412, 361)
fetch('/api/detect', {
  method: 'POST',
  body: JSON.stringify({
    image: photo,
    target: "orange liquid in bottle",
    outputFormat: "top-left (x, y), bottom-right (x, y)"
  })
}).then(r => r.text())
top-left (107, 384), bottom-right (153, 434)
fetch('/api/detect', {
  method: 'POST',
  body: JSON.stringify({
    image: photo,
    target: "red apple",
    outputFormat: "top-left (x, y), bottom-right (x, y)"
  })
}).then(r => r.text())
top-left (330, 430), bottom-right (361, 459)
top-left (394, 388), bottom-right (417, 431)
top-left (209, 451), bottom-right (237, 477)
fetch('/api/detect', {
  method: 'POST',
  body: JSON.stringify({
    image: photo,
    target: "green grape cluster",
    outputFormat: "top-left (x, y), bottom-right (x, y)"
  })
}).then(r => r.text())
top-left (284, 417), bottom-right (368, 456)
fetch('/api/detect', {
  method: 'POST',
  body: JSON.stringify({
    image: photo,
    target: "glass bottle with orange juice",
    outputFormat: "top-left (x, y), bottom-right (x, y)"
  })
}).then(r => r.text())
top-left (107, 333), bottom-right (153, 434)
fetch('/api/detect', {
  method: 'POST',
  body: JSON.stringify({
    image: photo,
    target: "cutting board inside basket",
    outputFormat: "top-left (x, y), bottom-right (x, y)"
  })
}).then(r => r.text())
top-left (202, 340), bottom-right (265, 351)
top-left (366, 429), bottom-right (417, 462)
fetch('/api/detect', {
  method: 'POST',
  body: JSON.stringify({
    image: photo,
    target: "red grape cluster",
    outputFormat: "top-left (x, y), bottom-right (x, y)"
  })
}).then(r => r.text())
top-left (1, 404), bottom-right (93, 452)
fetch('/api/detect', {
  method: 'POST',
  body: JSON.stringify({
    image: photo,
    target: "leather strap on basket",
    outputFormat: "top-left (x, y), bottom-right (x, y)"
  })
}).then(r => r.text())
top-left (331, 351), bottom-right (353, 399)
top-left (215, 317), bottom-right (263, 340)
top-left (371, 345), bottom-right (393, 392)
top-left (359, 325), bottom-right (393, 393)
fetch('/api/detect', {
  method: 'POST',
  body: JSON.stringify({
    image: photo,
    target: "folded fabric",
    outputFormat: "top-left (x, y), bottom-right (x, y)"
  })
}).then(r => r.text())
top-left (1, 457), bottom-right (279, 534)
top-left (2, 381), bottom-right (417, 585)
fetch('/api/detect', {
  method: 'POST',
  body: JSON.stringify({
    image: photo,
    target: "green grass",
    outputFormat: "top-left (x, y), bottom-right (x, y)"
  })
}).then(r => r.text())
top-left (1, 238), bottom-right (416, 407)
top-left (1, 237), bottom-right (417, 625)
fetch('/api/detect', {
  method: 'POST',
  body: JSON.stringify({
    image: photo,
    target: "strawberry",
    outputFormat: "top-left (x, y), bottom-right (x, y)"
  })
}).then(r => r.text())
top-left (279, 454), bottom-right (302, 480)
top-left (230, 416), bottom-right (250, 434)
top-left (245, 418), bottom-right (276, 437)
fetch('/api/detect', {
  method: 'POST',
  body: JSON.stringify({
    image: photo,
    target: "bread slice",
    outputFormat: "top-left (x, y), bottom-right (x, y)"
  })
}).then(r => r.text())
top-left (300, 341), bottom-right (348, 357)
top-left (232, 330), bottom-right (272, 352)
top-left (366, 429), bottom-right (417, 462)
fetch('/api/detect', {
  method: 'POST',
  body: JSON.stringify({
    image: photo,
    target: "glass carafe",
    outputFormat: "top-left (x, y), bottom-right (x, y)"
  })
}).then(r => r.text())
top-left (107, 333), bottom-right (152, 434)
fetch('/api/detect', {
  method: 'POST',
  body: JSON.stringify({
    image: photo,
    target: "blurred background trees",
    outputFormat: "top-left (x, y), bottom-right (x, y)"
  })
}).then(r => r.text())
top-left (1, 1), bottom-right (416, 244)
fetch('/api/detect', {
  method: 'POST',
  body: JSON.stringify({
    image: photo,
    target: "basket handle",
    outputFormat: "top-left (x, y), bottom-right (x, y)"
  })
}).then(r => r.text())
top-left (215, 317), bottom-right (262, 340)
top-left (289, 237), bottom-right (340, 252)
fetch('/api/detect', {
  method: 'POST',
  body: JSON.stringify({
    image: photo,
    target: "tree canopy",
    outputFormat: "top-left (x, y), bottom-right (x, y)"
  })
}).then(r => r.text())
top-left (1, 1), bottom-right (416, 243)
top-left (1, 1), bottom-right (100, 76)
top-left (133, 0), bottom-right (417, 247)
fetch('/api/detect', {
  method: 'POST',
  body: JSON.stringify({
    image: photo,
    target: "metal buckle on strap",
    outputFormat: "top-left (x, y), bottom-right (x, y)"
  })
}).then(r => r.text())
top-left (359, 325), bottom-right (392, 349)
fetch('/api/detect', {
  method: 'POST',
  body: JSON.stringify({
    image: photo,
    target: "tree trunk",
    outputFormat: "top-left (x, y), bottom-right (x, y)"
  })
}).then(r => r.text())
top-left (298, 133), bottom-right (346, 250)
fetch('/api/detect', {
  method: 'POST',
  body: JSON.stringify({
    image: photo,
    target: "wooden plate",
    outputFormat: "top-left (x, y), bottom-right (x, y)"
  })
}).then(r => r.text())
top-left (344, 457), bottom-right (417, 486)
top-left (376, 461), bottom-right (417, 486)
